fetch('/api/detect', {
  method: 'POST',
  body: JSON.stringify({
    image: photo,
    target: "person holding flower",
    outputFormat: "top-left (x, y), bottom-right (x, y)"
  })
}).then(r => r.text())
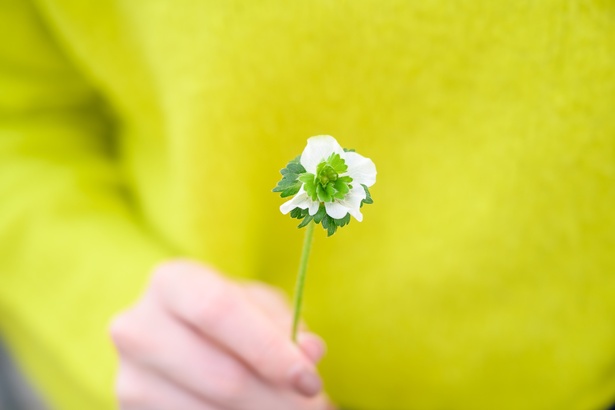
top-left (1, 1), bottom-right (614, 410)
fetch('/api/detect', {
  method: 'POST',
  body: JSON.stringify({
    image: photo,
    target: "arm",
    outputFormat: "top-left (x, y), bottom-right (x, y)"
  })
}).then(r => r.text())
top-left (0, 3), bottom-right (333, 409)
top-left (0, 1), bottom-right (170, 408)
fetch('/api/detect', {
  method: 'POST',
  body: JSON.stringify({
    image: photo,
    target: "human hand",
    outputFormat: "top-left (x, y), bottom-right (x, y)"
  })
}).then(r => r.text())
top-left (110, 260), bottom-right (335, 410)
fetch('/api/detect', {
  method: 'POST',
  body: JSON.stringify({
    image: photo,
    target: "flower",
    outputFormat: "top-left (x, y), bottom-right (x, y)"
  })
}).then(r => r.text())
top-left (274, 135), bottom-right (376, 233)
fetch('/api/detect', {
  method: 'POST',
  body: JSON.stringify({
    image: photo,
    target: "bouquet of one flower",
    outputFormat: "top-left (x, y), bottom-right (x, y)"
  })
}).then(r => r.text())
top-left (273, 135), bottom-right (377, 342)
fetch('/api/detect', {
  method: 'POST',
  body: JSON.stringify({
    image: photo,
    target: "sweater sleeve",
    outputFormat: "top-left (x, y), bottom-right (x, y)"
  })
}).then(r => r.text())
top-left (0, 2), bottom-right (172, 409)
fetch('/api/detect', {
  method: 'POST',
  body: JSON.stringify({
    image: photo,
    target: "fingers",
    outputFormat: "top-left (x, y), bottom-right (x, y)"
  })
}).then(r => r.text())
top-left (112, 299), bottom-right (259, 406)
top-left (242, 282), bottom-right (294, 332)
top-left (116, 363), bottom-right (221, 410)
top-left (112, 299), bottom-right (331, 410)
top-left (242, 281), bottom-right (308, 335)
top-left (297, 332), bottom-right (327, 364)
top-left (152, 261), bottom-right (323, 397)
top-left (242, 282), bottom-right (326, 364)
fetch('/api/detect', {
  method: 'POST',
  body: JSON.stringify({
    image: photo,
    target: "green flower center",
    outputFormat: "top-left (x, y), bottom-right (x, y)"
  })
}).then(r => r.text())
top-left (299, 153), bottom-right (353, 203)
top-left (318, 164), bottom-right (338, 185)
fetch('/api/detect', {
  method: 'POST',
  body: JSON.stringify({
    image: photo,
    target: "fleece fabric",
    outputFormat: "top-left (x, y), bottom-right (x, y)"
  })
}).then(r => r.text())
top-left (0, 1), bottom-right (614, 409)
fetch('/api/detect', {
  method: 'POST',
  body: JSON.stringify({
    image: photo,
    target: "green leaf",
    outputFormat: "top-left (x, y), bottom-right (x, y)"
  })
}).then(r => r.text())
top-left (343, 148), bottom-right (355, 153)
top-left (316, 184), bottom-right (332, 203)
top-left (298, 214), bottom-right (313, 228)
top-left (273, 157), bottom-right (306, 198)
top-left (361, 184), bottom-right (373, 206)
top-left (298, 173), bottom-right (318, 200)
top-left (332, 178), bottom-right (350, 199)
top-left (321, 215), bottom-right (338, 236)
top-left (272, 176), bottom-right (296, 191)
top-left (281, 160), bottom-right (305, 175)
top-left (290, 207), bottom-right (307, 219)
top-left (313, 206), bottom-right (326, 223)
top-left (281, 181), bottom-right (302, 197)
top-left (335, 213), bottom-right (351, 228)
top-left (327, 152), bottom-right (348, 174)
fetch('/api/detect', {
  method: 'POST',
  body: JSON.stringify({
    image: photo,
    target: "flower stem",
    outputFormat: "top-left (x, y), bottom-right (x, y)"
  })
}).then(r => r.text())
top-left (291, 221), bottom-right (315, 343)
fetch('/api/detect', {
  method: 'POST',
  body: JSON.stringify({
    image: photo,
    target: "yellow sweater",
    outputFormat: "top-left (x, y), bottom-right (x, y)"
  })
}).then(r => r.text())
top-left (1, 1), bottom-right (614, 409)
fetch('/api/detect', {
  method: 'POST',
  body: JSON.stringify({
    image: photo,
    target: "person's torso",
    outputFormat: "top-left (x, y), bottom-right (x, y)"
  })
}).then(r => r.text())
top-left (38, 1), bottom-right (615, 408)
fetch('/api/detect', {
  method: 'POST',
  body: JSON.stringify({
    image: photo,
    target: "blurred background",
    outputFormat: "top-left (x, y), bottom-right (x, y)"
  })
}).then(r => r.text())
top-left (0, 338), bottom-right (46, 410)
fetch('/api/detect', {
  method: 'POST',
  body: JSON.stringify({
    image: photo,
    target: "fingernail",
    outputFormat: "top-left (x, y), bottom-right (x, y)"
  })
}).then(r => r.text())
top-left (311, 341), bottom-right (326, 363)
top-left (298, 333), bottom-right (327, 363)
top-left (290, 365), bottom-right (322, 396)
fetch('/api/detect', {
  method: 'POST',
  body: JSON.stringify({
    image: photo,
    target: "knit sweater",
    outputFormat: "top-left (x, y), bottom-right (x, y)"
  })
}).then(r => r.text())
top-left (1, 1), bottom-right (614, 409)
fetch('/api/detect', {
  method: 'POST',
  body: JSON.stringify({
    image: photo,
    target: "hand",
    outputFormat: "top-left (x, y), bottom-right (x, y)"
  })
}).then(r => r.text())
top-left (110, 260), bottom-right (335, 410)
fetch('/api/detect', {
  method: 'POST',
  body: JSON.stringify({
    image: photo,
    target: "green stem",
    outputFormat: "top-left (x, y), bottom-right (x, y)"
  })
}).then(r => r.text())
top-left (291, 221), bottom-right (315, 343)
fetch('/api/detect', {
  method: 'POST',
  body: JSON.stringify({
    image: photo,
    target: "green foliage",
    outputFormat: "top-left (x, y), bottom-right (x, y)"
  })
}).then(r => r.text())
top-left (323, 152), bottom-right (348, 175)
top-left (272, 156), bottom-right (306, 198)
top-left (361, 184), bottom-right (373, 207)
top-left (321, 212), bottom-right (352, 236)
top-left (321, 214), bottom-right (337, 236)
top-left (287, 205), bottom-right (352, 236)
top-left (316, 182), bottom-right (335, 203)
top-left (298, 214), bottom-right (313, 228)
top-left (289, 207), bottom-right (305, 219)
top-left (289, 207), bottom-right (312, 228)
top-left (333, 176), bottom-right (352, 199)
top-left (298, 173), bottom-right (317, 200)
top-left (313, 205), bottom-right (327, 223)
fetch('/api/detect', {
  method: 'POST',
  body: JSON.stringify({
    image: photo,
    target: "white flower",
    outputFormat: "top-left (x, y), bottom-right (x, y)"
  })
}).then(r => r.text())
top-left (280, 135), bottom-right (377, 222)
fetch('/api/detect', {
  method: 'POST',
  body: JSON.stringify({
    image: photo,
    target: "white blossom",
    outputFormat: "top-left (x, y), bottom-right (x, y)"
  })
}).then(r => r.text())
top-left (280, 135), bottom-right (376, 222)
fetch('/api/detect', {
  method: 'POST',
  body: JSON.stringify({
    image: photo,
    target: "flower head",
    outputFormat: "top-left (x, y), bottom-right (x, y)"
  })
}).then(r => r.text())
top-left (273, 135), bottom-right (376, 235)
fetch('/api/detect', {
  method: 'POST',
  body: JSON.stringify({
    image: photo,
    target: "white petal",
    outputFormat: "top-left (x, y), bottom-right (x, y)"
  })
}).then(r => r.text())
top-left (345, 184), bottom-right (367, 204)
top-left (308, 200), bottom-right (320, 216)
top-left (280, 188), bottom-right (312, 214)
top-left (344, 151), bottom-right (377, 187)
top-left (325, 201), bottom-right (350, 219)
top-left (337, 185), bottom-right (366, 222)
top-left (346, 205), bottom-right (364, 222)
top-left (300, 135), bottom-right (344, 174)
